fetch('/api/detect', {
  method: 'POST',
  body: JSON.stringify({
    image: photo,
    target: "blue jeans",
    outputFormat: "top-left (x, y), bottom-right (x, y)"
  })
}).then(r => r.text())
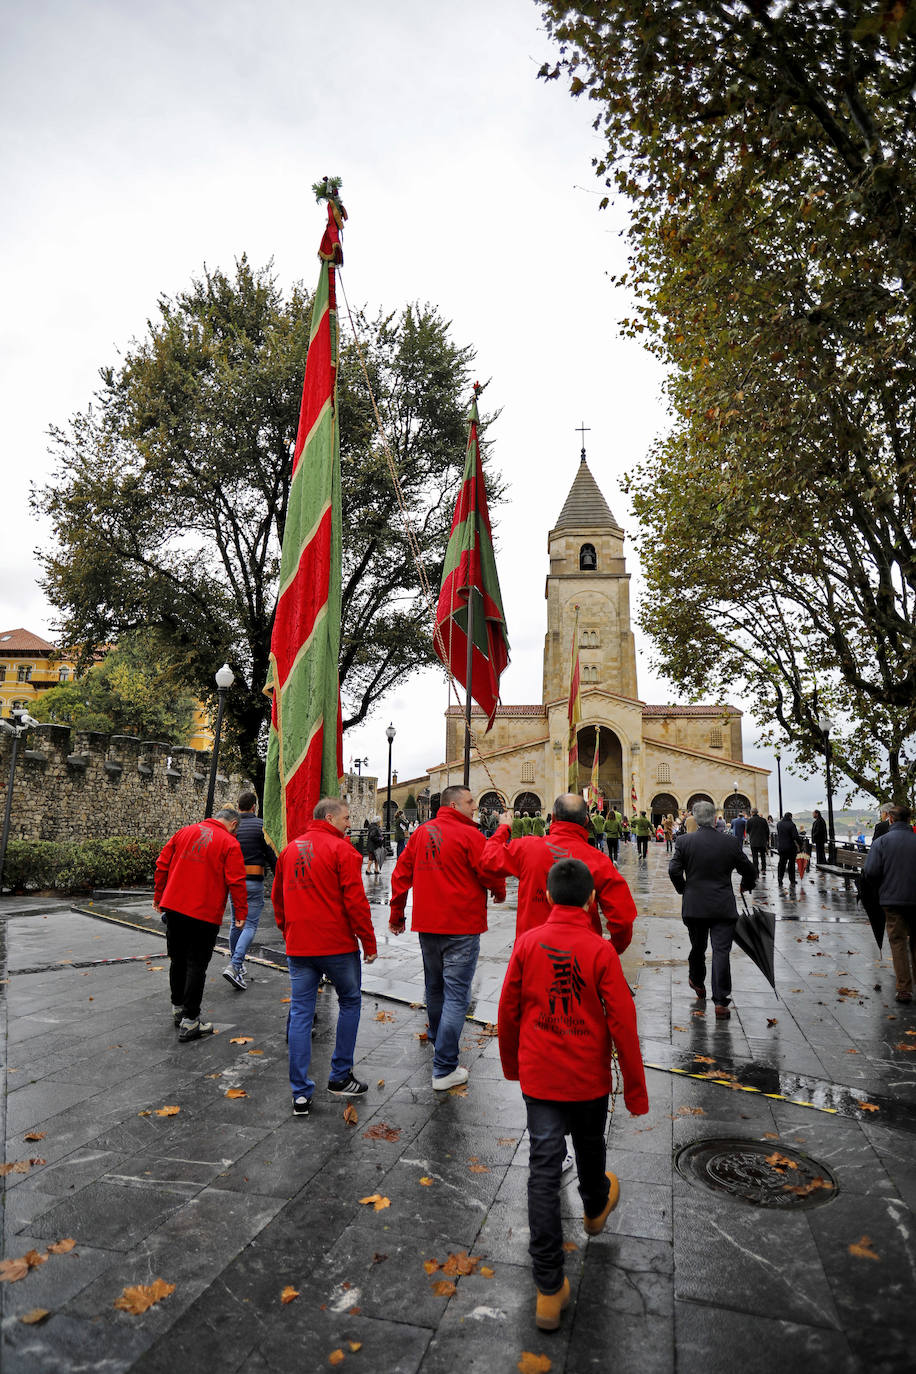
top-left (229, 879), bottom-right (265, 968)
top-left (417, 932), bottom-right (480, 1077)
top-left (286, 951), bottom-right (363, 1097)
top-left (525, 1094), bottom-right (610, 1293)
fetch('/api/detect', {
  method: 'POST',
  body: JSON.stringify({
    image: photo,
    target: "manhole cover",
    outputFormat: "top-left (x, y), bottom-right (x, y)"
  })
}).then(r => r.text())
top-left (675, 1138), bottom-right (838, 1209)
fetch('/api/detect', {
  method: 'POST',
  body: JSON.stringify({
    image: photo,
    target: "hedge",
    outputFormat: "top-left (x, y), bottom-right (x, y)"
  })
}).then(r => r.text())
top-left (1, 837), bottom-right (161, 894)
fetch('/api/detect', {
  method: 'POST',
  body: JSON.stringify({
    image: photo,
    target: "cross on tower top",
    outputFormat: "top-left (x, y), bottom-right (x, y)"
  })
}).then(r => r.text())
top-left (576, 421), bottom-right (591, 461)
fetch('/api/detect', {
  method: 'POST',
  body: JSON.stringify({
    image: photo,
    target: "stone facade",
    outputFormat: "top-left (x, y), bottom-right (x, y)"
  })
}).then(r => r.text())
top-left (428, 456), bottom-right (770, 822)
top-left (0, 726), bottom-right (249, 845)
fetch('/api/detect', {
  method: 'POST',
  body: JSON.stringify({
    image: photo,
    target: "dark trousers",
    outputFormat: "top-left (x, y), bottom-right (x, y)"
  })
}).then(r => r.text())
top-left (777, 854), bottom-right (797, 886)
top-left (524, 1094), bottom-right (610, 1294)
top-left (636, 835), bottom-right (649, 859)
top-left (814, 842), bottom-right (827, 865)
top-left (684, 918), bottom-right (735, 1005)
top-left (165, 910), bottom-right (220, 1020)
top-left (751, 845), bottom-right (767, 876)
top-left (607, 838), bottom-right (619, 863)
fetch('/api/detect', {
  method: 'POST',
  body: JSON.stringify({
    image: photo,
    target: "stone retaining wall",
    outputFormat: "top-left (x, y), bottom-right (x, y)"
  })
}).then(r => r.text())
top-left (0, 726), bottom-right (248, 844)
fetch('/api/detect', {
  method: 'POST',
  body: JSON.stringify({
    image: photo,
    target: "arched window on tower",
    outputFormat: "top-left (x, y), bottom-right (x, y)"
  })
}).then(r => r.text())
top-left (579, 543), bottom-right (597, 571)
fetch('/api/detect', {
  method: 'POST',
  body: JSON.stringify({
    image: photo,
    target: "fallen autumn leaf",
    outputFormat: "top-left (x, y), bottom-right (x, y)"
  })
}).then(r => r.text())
top-left (113, 1279), bottom-right (175, 1314)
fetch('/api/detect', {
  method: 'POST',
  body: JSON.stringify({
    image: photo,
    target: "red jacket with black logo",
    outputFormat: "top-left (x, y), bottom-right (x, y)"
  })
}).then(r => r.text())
top-left (155, 818), bottom-right (247, 925)
top-left (481, 820), bottom-right (636, 952)
top-left (273, 819), bottom-right (377, 958)
top-left (389, 806), bottom-right (505, 934)
top-left (498, 905), bottom-right (648, 1108)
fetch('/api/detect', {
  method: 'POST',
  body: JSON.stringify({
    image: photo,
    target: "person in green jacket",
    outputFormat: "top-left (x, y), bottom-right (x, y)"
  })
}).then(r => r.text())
top-left (521, 812), bottom-right (534, 836)
top-left (511, 811), bottom-right (525, 840)
top-left (591, 809), bottom-right (607, 854)
top-left (604, 811), bottom-right (623, 864)
top-left (532, 811), bottom-right (546, 837)
top-left (632, 810), bottom-right (653, 861)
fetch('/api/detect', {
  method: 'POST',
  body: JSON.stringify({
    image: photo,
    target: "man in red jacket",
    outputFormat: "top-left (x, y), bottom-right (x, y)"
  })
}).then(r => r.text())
top-left (154, 807), bottom-right (247, 1042)
top-left (499, 857), bottom-right (648, 1333)
top-left (273, 797), bottom-right (378, 1115)
top-left (482, 793), bottom-right (636, 952)
top-left (389, 785), bottom-right (505, 1091)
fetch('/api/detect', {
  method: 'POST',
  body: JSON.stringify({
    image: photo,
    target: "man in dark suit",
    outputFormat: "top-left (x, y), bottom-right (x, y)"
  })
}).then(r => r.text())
top-left (776, 812), bottom-right (802, 889)
top-left (669, 799), bottom-right (756, 1019)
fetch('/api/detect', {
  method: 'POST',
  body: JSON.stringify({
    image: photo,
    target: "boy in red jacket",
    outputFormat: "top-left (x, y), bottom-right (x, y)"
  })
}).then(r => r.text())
top-left (498, 857), bottom-right (648, 1332)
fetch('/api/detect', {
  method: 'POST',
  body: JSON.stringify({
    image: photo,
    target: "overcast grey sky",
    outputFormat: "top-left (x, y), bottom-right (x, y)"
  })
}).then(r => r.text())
top-left (1, 0), bottom-right (859, 814)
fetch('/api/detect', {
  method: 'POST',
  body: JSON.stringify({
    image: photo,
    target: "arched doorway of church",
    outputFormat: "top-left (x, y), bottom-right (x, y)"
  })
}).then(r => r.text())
top-left (650, 793), bottom-right (679, 828)
top-left (723, 792), bottom-right (752, 822)
top-left (574, 725), bottom-right (624, 812)
top-left (478, 790), bottom-right (506, 814)
top-left (513, 791), bottom-right (542, 816)
top-left (686, 792), bottom-right (714, 814)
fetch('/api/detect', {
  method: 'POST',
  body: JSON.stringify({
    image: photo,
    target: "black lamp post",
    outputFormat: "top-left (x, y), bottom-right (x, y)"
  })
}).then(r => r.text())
top-left (774, 747), bottom-right (784, 816)
top-left (818, 713), bottom-right (837, 864)
top-left (385, 722), bottom-right (396, 848)
top-left (205, 663), bottom-right (235, 819)
top-left (0, 707), bottom-right (35, 893)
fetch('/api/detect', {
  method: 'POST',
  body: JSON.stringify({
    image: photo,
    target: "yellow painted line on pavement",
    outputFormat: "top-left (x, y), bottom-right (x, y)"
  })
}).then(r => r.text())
top-left (645, 1062), bottom-right (840, 1115)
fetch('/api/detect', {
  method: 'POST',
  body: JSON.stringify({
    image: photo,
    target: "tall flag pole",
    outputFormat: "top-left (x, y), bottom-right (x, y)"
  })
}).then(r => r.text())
top-left (589, 724), bottom-right (602, 811)
top-left (433, 384), bottom-right (510, 786)
top-left (262, 177), bottom-right (346, 853)
top-left (567, 604), bottom-right (581, 792)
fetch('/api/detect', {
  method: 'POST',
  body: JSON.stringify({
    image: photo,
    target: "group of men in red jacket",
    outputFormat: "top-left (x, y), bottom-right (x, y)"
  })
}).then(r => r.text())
top-left (154, 784), bottom-right (647, 1331)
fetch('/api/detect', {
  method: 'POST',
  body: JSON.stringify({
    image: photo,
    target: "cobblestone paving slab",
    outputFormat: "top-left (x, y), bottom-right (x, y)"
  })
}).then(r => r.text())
top-left (2, 844), bottom-right (916, 1372)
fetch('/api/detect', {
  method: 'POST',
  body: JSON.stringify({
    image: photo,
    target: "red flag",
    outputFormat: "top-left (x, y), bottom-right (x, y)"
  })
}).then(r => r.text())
top-left (433, 390), bottom-right (509, 728)
top-left (568, 606), bottom-right (581, 788)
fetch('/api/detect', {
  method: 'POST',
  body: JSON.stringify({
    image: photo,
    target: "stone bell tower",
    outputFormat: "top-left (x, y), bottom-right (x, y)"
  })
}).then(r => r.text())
top-left (542, 454), bottom-right (639, 704)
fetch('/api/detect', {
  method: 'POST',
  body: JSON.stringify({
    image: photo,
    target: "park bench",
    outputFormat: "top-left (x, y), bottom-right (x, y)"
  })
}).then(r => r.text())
top-left (817, 846), bottom-right (865, 886)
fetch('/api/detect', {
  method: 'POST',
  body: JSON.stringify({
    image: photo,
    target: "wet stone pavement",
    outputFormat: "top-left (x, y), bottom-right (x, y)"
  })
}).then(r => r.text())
top-left (2, 842), bottom-right (915, 1372)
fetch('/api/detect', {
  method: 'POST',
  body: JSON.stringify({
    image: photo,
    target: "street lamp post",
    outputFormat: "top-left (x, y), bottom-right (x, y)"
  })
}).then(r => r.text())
top-left (732, 780), bottom-right (739, 821)
top-left (385, 722), bottom-right (396, 851)
top-left (0, 707), bottom-right (36, 893)
top-left (818, 714), bottom-right (837, 865)
top-left (205, 663), bottom-right (235, 819)
top-left (774, 747), bottom-right (784, 816)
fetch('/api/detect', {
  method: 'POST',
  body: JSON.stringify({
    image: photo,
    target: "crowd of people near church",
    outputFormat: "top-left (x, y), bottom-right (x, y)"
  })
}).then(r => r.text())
top-left (151, 782), bottom-right (916, 1334)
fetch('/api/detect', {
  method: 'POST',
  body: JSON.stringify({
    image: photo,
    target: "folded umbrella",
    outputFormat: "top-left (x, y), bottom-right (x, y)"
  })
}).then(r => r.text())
top-left (796, 852), bottom-right (810, 881)
top-left (853, 872), bottom-right (885, 952)
top-left (734, 894), bottom-right (777, 991)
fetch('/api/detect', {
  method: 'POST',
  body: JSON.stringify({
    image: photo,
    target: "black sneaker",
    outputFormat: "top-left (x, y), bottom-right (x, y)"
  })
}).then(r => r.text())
top-left (327, 1074), bottom-right (368, 1096)
top-left (178, 1018), bottom-right (214, 1042)
top-left (292, 1095), bottom-right (312, 1116)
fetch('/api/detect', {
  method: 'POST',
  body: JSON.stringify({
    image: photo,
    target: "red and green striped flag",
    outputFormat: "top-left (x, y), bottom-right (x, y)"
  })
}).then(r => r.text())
top-left (568, 604), bottom-right (581, 789)
top-left (262, 188), bottom-right (346, 852)
top-left (433, 389), bottom-right (509, 729)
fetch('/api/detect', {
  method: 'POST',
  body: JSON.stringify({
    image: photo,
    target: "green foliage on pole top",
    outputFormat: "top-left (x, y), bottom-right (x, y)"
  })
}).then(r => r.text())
top-left (312, 175), bottom-right (344, 205)
top-left (33, 258), bottom-right (503, 786)
top-left (538, 1), bottom-right (916, 807)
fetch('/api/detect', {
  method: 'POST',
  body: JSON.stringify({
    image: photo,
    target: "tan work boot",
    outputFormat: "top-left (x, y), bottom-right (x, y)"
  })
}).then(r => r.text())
top-left (583, 1171), bottom-right (621, 1236)
top-left (535, 1276), bottom-right (570, 1331)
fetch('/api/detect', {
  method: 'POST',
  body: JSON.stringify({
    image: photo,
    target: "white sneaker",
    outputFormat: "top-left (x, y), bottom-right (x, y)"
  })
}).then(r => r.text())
top-left (222, 964), bottom-right (246, 991)
top-left (432, 1066), bottom-right (469, 1091)
top-left (561, 1151), bottom-right (575, 1174)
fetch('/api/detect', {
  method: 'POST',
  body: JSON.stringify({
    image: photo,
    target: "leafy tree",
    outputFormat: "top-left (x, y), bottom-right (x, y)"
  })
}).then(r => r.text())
top-left (33, 259), bottom-right (497, 782)
top-left (31, 633), bottom-right (196, 742)
top-left (539, 1), bottom-right (916, 803)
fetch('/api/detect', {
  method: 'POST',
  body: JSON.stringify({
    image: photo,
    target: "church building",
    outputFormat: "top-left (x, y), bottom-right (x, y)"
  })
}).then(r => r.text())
top-left (427, 455), bottom-right (770, 823)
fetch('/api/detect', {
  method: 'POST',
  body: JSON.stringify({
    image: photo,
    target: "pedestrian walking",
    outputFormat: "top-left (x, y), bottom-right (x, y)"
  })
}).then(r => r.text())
top-left (746, 809), bottom-right (770, 877)
top-left (365, 817), bottom-right (384, 876)
top-left (389, 785), bottom-right (505, 1090)
top-left (154, 807), bottom-right (247, 1042)
top-left (483, 793), bottom-right (636, 950)
top-left (272, 797), bottom-right (377, 1115)
top-left (498, 857), bottom-right (649, 1331)
top-left (663, 814), bottom-right (674, 854)
top-left (604, 810), bottom-right (622, 864)
top-left (632, 810), bottom-right (653, 861)
top-left (731, 812), bottom-right (747, 847)
top-left (776, 812), bottom-right (802, 889)
top-left (810, 809), bottom-right (828, 866)
top-left (222, 790), bottom-right (274, 991)
top-left (864, 804), bottom-right (916, 1004)
top-left (395, 809), bottom-right (409, 857)
top-left (668, 799), bottom-right (756, 1019)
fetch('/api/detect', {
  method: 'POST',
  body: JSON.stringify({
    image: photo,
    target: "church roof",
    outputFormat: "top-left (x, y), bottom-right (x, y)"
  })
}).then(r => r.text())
top-left (643, 704), bottom-right (741, 717)
top-left (0, 628), bottom-right (58, 654)
top-left (552, 457), bottom-right (623, 533)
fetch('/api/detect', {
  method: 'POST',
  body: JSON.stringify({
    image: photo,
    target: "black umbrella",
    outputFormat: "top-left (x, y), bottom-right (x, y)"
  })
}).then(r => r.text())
top-left (734, 894), bottom-right (777, 991)
top-left (854, 872), bottom-right (885, 952)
